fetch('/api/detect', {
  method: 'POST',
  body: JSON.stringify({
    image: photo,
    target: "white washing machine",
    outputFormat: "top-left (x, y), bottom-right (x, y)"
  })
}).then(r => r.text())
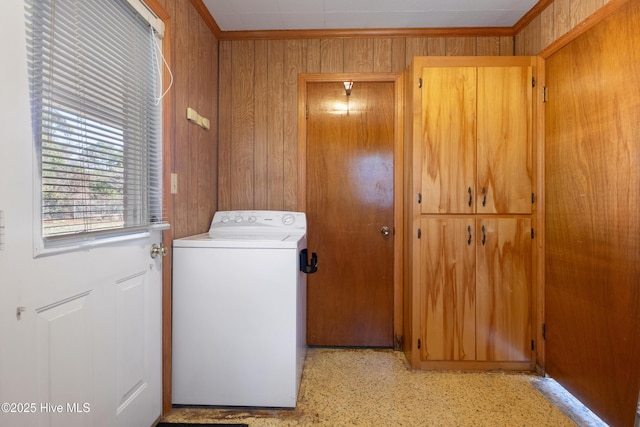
top-left (171, 210), bottom-right (317, 408)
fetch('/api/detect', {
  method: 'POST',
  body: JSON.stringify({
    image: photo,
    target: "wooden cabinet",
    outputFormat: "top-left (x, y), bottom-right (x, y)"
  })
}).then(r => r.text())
top-left (421, 66), bottom-right (532, 214)
top-left (404, 57), bottom-right (539, 370)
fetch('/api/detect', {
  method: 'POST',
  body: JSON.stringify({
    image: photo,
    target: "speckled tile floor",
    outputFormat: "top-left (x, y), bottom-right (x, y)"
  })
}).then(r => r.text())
top-left (162, 348), bottom-right (577, 426)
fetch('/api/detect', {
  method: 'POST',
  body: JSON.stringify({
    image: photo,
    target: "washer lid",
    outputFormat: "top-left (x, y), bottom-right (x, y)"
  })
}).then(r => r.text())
top-left (173, 231), bottom-right (305, 249)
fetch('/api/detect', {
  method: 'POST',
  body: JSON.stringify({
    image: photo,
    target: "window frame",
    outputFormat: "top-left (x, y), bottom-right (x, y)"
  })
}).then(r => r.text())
top-left (26, 0), bottom-right (168, 256)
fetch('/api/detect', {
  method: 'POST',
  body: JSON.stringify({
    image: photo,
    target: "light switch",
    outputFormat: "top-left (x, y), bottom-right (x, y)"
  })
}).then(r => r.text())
top-left (170, 173), bottom-right (178, 194)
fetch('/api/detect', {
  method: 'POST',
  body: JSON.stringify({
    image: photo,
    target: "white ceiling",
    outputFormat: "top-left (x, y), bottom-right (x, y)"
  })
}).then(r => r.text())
top-left (202, 0), bottom-right (539, 32)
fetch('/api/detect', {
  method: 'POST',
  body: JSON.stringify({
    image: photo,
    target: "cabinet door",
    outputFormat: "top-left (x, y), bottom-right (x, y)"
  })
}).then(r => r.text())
top-left (476, 218), bottom-right (532, 362)
top-left (420, 218), bottom-right (476, 361)
top-left (421, 67), bottom-right (476, 214)
top-left (477, 67), bottom-right (532, 214)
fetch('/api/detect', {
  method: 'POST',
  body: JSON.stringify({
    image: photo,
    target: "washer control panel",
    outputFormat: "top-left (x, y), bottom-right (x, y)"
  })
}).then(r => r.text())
top-left (210, 210), bottom-right (306, 233)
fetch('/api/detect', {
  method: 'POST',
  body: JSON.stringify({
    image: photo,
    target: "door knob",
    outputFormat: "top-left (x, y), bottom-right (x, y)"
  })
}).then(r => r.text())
top-left (380, 226), bottom-right (391, 236)
top-left (150, 243), bottom-right (168, 259)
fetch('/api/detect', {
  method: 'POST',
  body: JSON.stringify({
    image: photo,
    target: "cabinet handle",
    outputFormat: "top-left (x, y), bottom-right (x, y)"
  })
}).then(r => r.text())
top-left (482, 187), bottom-right (487, 207)
top-left (467, 225), bottom-right (472, 246)
top-left (481, 225), bottom-right (487, 246)
top-left (468, 187), bottom-right (472, 207)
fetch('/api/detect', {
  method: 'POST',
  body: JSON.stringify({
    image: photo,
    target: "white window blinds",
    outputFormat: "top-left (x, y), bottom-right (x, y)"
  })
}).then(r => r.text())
top-left (25, 0), bottom-right (163, 240)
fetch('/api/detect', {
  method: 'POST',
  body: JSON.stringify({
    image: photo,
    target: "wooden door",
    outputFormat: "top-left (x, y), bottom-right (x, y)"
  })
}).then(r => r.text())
top-left (545, 1), bottom-right (640, 425)
top-left (476, 218), bottom-right (531, 362)
top-left (477, 67), bottom-right (532, 214)
top-left (421, 67), bottom-right (476, 214)
top-left (306, 81), bottom-right (394, 347)
top-left (420, 218), bottom-right (476, 361)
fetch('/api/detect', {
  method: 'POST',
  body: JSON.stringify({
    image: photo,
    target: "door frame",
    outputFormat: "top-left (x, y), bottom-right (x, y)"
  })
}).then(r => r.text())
top-left (297, 73), bottom-right (404, 350)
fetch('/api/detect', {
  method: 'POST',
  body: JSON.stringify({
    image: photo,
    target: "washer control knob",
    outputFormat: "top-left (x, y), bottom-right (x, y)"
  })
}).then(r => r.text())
top-left (221, 215), bottom-right (230, 224)
top-left (234, 215), bottom-right (243, 223)
top-left (282, 214), bottom-right (295, 225)
top-left (248, 215), bottom-right (257, 223)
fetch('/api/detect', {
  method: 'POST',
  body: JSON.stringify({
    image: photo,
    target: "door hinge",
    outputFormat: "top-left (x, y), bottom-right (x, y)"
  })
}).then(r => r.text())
top-left (418, 77), bottom-right (422, 88)
top-left (418, 193), bottom-right (422, 204)
top-left (305, 104), bottom-right (309, 119)
top-left (532, 193), bottom-right (536, 204)
top-left (417, 228), bottom-right (422, 239)
top-left (531, 228), bottom-right (535, 239)
top-left (542, 87), bottom-right (548, 103)
top-left (417, 338), bottom-right (421, 349)
top-left (542, 323), bottom-right (546, 340)
top-left (532, 77), bottom-right (536, 88)
top-left (531, 340), bottom-right (535, 351)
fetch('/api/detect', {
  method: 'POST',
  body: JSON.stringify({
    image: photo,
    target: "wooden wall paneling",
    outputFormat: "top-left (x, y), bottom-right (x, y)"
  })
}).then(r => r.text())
top-left (267, 40), bottom-right (285, 210)
top-left (344, 38), bottom-right (374, 72)
top-left (173, 0), bottom-right (190, 238)
top-left (230, 40), bottom-right (256, 209)
top-left (540, 4), bottom-right (556, 51)
top-left (254, 40), bottom-right (269, 210)
top-left (571, 0), bottom-right (604, 26)
top-left (476, 37), bottom-right (500, 56)
top-left (195, 8), bottom-right (215, 234)
top-left (373, 38), bottom-right (392, 72)
top-left (516, 13), bottom-right (542, 55)
top-left (391, 38), bottom-right (406, 73)
top-left (405, 38), bottom-right (430, 65)
top-left (499, 36), bottom-right (514, 56)
top-left (320, 39), bottom-right (344, 73)
top-left (218, 41), bottom-right (232, 210)
top-left (283, 40), bottom-right (306, 210)
top-left (545, 2), bottom-right (640, 424)
top-left (446, 37), bottom-right (477, 56)
top-left (554, 0), bottom-right (572, 39)
top-left (306, 39), bottom-right (321, 74)
top-left (427, 38), bottom-right (447, 56)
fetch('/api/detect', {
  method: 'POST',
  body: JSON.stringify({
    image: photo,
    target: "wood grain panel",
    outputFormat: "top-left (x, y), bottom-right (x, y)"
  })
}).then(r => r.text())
top-left (571, 0), bottom-right (604, 27)
top-left (545, 1), bottom-right (640, 424)
top-left (173, 0), bottom-right (190, 238)
top-left (373, 38), bottom-right (392, 72)
top-left (499, 36), bottom-right (514, 56)
top-left (254, 40), bottom-right (269, 209)
top-left (391, 38), bottom-right (406, 72)
top-left (218, 41), bottom-right (232, 210)
top-left (476, 218), bottom-right (532, 362)
top-left (283, 40), bottom-right (305, 210)
top-left (428, 38), bottom-right (447, 56)
top-left (306, 39), bottom-right (321, 73)
top-left (420, 218), bottom-right (476, 361)
top-left (476, 66), bottom-right (532, 214)
top-left (540, 4), bottom-right (556, 50)
top-left (267, 40), bottom-right (284, 209)
top-left (230, 40), bottom-right (255, 209)
top-left (553, 0), bottom-right (572, 39)
top-left (405, 38), bottom-right (430, 64)
top-left (344, 38), bottom-right (374, 72)
top-left (476, 37), bottom-right (500, 56)
top-left (420, 67), bottom-right (476, 214)
top-left (446, 37), bottom-right (476, 56)
top-left (320, 39), bottom-right (344, 73)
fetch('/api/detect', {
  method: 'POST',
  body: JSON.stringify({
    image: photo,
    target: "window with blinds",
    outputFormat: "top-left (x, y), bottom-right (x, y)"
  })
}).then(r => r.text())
top-left (25, 0), bottom-right (163, 242)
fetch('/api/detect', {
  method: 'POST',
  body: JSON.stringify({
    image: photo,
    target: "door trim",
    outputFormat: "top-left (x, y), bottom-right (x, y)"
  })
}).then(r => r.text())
top-left (297, 73), bottom-right (404, 349)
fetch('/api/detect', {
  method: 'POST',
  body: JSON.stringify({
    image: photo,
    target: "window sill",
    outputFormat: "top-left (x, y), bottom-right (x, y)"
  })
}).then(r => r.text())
top-left (33, 222), bottom-right (170, 258)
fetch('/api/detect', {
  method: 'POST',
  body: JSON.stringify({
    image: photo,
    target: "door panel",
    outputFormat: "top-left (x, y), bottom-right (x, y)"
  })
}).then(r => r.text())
top-left (476, 218), bottom-right (531, 362)
top-left (477, 67), bottom-right (532, 214)
top-left (545, 1), bottom-right (640, 425)
top-left (421, 67), bottom-right (476, 214)
top-left (420, 218), bottom-right (476, 361)
top-left (306, 81), bottom-right (394, 347)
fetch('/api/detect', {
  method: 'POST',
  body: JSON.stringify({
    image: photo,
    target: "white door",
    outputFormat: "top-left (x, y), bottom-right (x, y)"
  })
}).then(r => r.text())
top-left (0, 2), bottom-right (162, 426)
